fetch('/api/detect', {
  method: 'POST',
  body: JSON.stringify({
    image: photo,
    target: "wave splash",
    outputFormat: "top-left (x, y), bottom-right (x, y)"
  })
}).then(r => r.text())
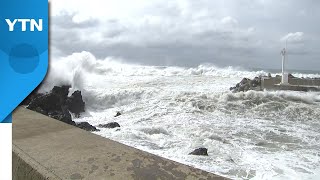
top-left (42, 51), bottom-right (320, 179)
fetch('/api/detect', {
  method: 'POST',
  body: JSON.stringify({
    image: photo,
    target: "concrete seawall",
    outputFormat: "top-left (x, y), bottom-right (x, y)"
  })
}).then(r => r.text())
top-left (261, 77), bottom-right (320, 91)
top-left (13, 107), bottom-right (227, 180)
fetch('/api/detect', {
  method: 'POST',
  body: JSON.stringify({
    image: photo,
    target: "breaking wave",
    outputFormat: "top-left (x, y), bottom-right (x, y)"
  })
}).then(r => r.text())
top-left (42, 51), bottom-right (320, 179)
top-left (176, 90), bottom-right (320, 121)
top-left (41, 51), bottom-right (319, 94)
top-left (41, 51), bottom-right (269, 91)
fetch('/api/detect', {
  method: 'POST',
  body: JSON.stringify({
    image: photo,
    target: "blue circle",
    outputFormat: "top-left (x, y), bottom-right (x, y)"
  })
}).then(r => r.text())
top-left (9, 44), bottom-right (39, 74)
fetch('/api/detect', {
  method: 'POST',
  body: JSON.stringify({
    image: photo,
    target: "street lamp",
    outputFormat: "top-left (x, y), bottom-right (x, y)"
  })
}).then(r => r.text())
top-left (280, 39), bottom-right (289, 85)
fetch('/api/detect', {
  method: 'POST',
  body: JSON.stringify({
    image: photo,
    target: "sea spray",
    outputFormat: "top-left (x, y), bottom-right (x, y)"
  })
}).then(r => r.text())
top-left (41, 51), bottom-right (320, 179)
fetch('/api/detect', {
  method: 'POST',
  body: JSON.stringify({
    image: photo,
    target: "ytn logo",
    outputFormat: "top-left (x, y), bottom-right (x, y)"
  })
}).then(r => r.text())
top-left (5, 19), bottom-right (43, 31)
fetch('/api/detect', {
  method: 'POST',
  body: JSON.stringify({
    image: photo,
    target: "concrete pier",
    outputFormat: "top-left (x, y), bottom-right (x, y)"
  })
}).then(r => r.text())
top-left (13, 107), bottom-right (227, 180)
top-left (261, 77), bottom-right (320, 91)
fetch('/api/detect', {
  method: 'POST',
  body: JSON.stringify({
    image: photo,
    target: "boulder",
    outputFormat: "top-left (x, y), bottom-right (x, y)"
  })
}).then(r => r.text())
top-left (21, 92), bottom-right (42, 106)
top-left (34, 106), bottom-right (47, 115)
top-left (251, 77), bottom-right (261, 87)
top-left (47, 106), bottom-right (75, 126)
top-left (114, 111), bottom-right (121, 117)
top-left (66, 90), bottom-right (85, 117)
top-left (98, 122), bottom-right (120, 129)
top-left (27, 85), bottom-right (71, 113)
top-left (230, 77), bottom-right (262, 93)
top-left (23, 85), bottom-right (96, 132)
top-left (76, 122), bottom-right (99, 132)
top-left (28, 93), bottom-right (62, 113)
top-left (240, 78), bottom-right (249, 85)
top-left (26, 85), bottom-right (76, 126)
top-left (51, 85), bottom-right (70, 100)
top-left (51, 85), bottom-right (71, 106)
top-left (189, 148), bottom-right (208, 156)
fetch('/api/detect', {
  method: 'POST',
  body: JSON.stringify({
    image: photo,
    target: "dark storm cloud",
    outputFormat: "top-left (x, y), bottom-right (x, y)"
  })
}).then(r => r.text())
top-left (51, 0), bottom-right (320, 70)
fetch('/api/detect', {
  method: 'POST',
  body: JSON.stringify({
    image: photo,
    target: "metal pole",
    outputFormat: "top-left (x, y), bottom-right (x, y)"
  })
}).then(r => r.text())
top-left (280, 39), bottom-right (288, 85)
top-left (282, 51), bottom-right (285, 75)
top-left (284, 39), bottom-right (287, 75)
top-left (282, 50), bottom-right (285, 84)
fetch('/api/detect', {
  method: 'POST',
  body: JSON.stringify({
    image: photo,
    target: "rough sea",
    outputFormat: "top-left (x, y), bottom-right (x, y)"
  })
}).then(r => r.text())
top-left (42, 51), bottom-right (320, 180)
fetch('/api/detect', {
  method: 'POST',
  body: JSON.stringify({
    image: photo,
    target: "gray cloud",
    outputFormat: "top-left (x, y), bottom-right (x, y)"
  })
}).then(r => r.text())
top-left (51, 0), bottom-right (320, 70)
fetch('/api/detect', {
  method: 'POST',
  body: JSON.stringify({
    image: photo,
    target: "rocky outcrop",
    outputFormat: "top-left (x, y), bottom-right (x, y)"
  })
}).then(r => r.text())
top-left (66, 90), bottom-right (85, 117)
top-left (47, 106), bottom-right (75, 126)
top-left (76, 122), bottom-right (99, 132)
top-left (24, 85), bottom-right (95, 131)
top-left (28, 85), bottom-right (70, 111)
top-left (98, 122), bottom-right (120, 129)
top-left (27, 86), bottom-right (76, 125)
top-left (189, 148), bottom-right (208, 156)
top-left (230, 77), bottom-right (262, 93)
top-left (21, 92), bottom-right (43, 106)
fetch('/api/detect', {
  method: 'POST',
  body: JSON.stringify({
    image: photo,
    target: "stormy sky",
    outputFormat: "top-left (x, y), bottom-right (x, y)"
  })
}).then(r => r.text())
top-left (51, 0), bottom-right (320, 71)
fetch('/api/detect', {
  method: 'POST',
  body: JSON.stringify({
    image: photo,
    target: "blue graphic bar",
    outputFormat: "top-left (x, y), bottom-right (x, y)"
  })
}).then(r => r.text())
top-left (2, 114), bottom-right (12, 123)
top-left (0, 0), bottom-right (48, 122)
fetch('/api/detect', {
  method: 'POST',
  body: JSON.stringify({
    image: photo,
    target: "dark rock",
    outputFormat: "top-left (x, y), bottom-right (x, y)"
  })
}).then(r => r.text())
top-left (98, 122), bottom-right (120, 129)
top-left (27, 85), bottom-right (71, 113)
top-left (51, 85), bottom-right (71, 106)
top-left (227, 158), bottom-right (235, 163)
top-left (230, 77), bottom-right (262, 93)
top-left (60, 105), bottom-right (75, 125)
top-left (26, 85), bottom-right (78, 126)
top-left (48, 106), bottom-right (75, 126)
top-left (48, 113), bottom-right (74, 125)
top-left (51, 85), bottom-right (70, 100)
top-left (251, 77), bottom-right (261, 87)
top-left (21, 92), bottom-right (42, 106)
top-left (66, 90), bottom-right (85, 117)
top-left (59, 113), bottom-right (75, 126)
top-left (189, 148), bottom-right (208, 156)
top-left (288, 73), bottom-right (295, 78)
top-left (240, 78), bottom-right (249, 85)
top-left (76, 122), bottom-right (99, 132)
top-left (28, 93), bottom-right (62, 113)
top-left (114, 112), bottom-right (121, 117)
top-left (34, 107), bottom-right (47, 115)
top-left (23, 85), bottom-right (91, 131)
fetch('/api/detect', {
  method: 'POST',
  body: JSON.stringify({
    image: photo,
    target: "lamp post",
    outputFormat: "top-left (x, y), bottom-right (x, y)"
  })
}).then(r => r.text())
top-left (280, 39), bottom-right (289, 85)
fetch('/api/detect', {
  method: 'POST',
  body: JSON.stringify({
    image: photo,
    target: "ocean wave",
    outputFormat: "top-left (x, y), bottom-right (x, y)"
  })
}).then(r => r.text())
top-left (41, 51), bottom-right (320, 122)
top-left (37, 51), bottom-right (320, 179)
top-left (82, 88), bottom-right (155, 110)
top-left (41, 51), bottom-right (319, 93)
top-left (175, 90), bottom-right (320, 121)
top-left (39, 52), bottom-right (261, 91)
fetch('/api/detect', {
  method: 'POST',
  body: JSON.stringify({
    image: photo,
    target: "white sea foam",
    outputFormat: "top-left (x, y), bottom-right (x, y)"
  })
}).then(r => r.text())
top-left (43, 51), bottom-right (320, 179)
